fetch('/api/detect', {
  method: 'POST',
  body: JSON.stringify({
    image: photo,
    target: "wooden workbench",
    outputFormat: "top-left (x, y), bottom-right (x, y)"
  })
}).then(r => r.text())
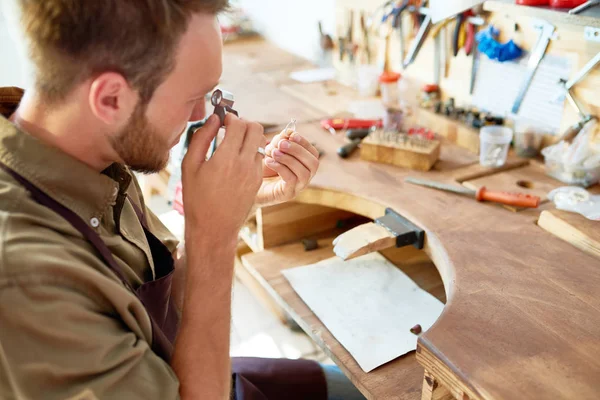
top-left (223, 38), bottom-right (600, 400)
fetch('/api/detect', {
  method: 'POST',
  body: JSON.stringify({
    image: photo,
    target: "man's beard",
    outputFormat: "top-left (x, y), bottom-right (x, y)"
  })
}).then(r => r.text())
top-left (110, 103), bottom-right (170, 174)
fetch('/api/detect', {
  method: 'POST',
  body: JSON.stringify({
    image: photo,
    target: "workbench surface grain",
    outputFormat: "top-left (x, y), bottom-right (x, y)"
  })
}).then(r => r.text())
top-left (222, 38), bottom-right (600, 399)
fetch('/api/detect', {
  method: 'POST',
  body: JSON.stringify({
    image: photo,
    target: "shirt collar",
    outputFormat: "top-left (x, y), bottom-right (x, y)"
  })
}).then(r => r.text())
top-left (0, 87), bottom-right (131, 226)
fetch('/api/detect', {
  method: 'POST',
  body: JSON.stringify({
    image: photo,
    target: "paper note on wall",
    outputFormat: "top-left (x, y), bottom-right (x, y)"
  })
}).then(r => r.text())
top-left (472, 53), bottom-right (572, 134)
top-left (282, 253), bottom-right (444, 373)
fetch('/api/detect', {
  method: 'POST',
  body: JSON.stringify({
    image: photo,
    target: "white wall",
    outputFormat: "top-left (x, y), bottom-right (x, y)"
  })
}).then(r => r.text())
top-left (0, 1), bottom-right (32, 88)
top-left (0, 1), bottom-right (337, 89)
top-left (235, 0), bottom-right (336, 64)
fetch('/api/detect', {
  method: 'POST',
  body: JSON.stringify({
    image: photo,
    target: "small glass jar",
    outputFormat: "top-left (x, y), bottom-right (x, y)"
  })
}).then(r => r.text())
top-left (419, 84), bottom-right (440, 109)
top-left (379, 71), bottom-right (401, 106)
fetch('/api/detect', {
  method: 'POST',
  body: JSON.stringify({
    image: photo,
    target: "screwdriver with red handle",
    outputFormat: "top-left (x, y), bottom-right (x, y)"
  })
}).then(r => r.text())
top-left (405, 177), bottom-right (540, 208)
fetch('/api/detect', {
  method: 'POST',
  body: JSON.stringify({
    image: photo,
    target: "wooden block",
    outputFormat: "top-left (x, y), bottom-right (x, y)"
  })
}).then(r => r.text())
top-left (256, 202), bottom-right (355, 250)
top-left (332, 222), bottom-right (397, 260)
top-left (538, 210), bottom-right (600, 261)
top-left (360, 135), bottom-right (441, 171)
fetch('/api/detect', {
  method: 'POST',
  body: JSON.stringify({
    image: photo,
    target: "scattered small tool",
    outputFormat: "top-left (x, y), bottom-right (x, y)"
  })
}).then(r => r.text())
top-left (346, 128), bottom-right (372, 141)
top-left (321, 118), bottom-right (383, 131)
top-left (337, 139), bottom-right (362, 158)
top-left (405, 177), bottom-right (541, 208)
top-left (511, 20), bottom-right (555, 114)
top-left (338, 126), bottom-right (377, 158)
top-left (302, 238), bottom-right (319, 251)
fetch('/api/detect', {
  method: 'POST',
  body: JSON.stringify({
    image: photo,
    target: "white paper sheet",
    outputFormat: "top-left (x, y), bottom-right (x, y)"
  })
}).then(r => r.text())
top-left (282, 253), bottom-right (444, 373)
top-left (472, 53), bottom-right (572, 134)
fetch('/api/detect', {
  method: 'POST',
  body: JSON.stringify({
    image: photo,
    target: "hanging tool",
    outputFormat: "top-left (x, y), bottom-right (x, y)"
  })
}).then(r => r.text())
top-left (405, 177), bottom-right (541, 208)
top-left (318, 21), bottom-right (334, 51)
top-left (360, 11), bottom-right (371, 63)
top-left (511, 20), bottom-right (555, 115)
top-left (467, 17), bottom-right (485, 94)
top-left (452, 10), bottom-right (476, 57)
top-left (338, 9), bottom-right (357, 63)
top-left (390, 1), bottom-right (411, 67)
top-left (557, 50), bottom-right (600, 141)
top-left (403, 6), bottom-right (432, 68)
top-left (430, 18), bottom-right (453, 84)
top-left (470, 44), bottom-right (480, 94)
top-left (347, 10), bottom-right (356, 63)
top-left (569, 0), bottom-right (600, 13)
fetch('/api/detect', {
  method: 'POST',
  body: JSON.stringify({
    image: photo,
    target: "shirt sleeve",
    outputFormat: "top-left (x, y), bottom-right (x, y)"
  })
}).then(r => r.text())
top-left (0, 278), bottom-right (181, 400)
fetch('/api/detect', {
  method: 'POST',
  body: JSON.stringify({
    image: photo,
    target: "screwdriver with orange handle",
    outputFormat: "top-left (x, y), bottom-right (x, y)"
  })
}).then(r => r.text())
top-left (405, 177), bottom-right (540, 208)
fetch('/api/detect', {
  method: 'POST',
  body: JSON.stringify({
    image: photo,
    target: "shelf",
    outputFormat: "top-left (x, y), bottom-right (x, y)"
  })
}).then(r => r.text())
top-left (484, 0), bottom-right (600, 28)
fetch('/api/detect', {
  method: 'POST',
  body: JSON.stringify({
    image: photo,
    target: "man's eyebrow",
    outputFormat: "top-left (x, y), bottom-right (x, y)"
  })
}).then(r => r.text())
top-left (193, 81), bottom-right (220, 99)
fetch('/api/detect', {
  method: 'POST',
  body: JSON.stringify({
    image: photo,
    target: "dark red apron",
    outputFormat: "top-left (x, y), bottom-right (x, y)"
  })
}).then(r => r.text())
top-left (0, 163), bottom-right (327, 400)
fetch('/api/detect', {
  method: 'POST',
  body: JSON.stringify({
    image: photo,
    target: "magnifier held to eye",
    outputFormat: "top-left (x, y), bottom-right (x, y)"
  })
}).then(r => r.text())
top-left (211, 89), bottom-right (238, 127)
top-left (208, 89), bottom-right (239, 157)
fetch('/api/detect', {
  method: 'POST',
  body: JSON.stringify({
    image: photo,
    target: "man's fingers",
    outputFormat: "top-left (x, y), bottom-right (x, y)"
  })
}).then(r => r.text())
top-left (287, 132), bottom-right (319, 159)
top-left (271, 149), bottom-right (311, 191)
top-left (220, 113), bottom-right (247, 153)
top-left (276, 140), bottom-right (319, 178)
top-left (184, 114), bottom-right (220, 166)
top-left (262, 161), bottom-right (278, 178)
top-left (241, 121), bottom-right (266, 158)
top-left (264, 158), bottom-right (297, 188)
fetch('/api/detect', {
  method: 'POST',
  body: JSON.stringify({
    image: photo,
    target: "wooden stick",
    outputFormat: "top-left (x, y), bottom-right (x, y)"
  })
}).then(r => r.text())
top-left (332, 222), bottom-right (396, 260)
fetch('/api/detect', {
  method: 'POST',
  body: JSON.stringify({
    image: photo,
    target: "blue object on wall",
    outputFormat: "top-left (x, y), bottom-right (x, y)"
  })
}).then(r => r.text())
top-left (476, 25), bottom-right (523, 62)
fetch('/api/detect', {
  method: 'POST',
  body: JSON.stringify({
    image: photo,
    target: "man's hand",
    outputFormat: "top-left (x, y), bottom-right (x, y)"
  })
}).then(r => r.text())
top-left (256, 129), bottom-right (320, 206)
top-left (173, 113), bottom-right (265, 400)
top-left (181, 113), bottom-right (265, 243)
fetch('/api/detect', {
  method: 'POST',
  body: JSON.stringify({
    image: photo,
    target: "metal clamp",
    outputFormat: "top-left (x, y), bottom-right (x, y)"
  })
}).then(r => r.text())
top-left (375, 208), bottom-right (424, 249)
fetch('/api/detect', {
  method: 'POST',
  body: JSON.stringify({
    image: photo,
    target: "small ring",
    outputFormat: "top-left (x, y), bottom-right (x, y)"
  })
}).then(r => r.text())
top-left (257, 147), bottom-right (266, 157)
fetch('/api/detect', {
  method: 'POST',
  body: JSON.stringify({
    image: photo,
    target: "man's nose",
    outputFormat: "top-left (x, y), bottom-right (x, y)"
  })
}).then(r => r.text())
top-left (189, 100), bottom-right (206, 122)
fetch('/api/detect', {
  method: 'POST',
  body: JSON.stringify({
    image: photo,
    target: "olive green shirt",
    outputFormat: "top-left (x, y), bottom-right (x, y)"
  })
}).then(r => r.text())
top-left (0, 89), bottom-right (181, 399)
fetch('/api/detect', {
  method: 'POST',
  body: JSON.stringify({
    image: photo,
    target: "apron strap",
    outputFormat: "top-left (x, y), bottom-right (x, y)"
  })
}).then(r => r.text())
top-left (0, 163), bottom-right (135, 292)
top-left (126, 195), bottom-right (148, 229)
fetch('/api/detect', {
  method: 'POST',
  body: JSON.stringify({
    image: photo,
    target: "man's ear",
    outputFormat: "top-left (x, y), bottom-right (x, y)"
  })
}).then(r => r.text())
top-left (88, 72), bottom-right (137, 127)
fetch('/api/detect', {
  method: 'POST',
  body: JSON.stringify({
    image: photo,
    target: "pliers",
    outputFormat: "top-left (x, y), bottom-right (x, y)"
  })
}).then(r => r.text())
top-left (452, 10), bottom-right (475, 56)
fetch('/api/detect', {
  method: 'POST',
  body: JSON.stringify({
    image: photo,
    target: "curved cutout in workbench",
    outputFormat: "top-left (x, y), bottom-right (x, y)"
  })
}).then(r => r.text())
top-left (287, 121), bottom-right (600, 399)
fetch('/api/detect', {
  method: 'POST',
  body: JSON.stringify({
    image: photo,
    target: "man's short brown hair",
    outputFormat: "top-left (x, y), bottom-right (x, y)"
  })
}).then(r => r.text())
top-left (19, 0), bottom-right (229, 104)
